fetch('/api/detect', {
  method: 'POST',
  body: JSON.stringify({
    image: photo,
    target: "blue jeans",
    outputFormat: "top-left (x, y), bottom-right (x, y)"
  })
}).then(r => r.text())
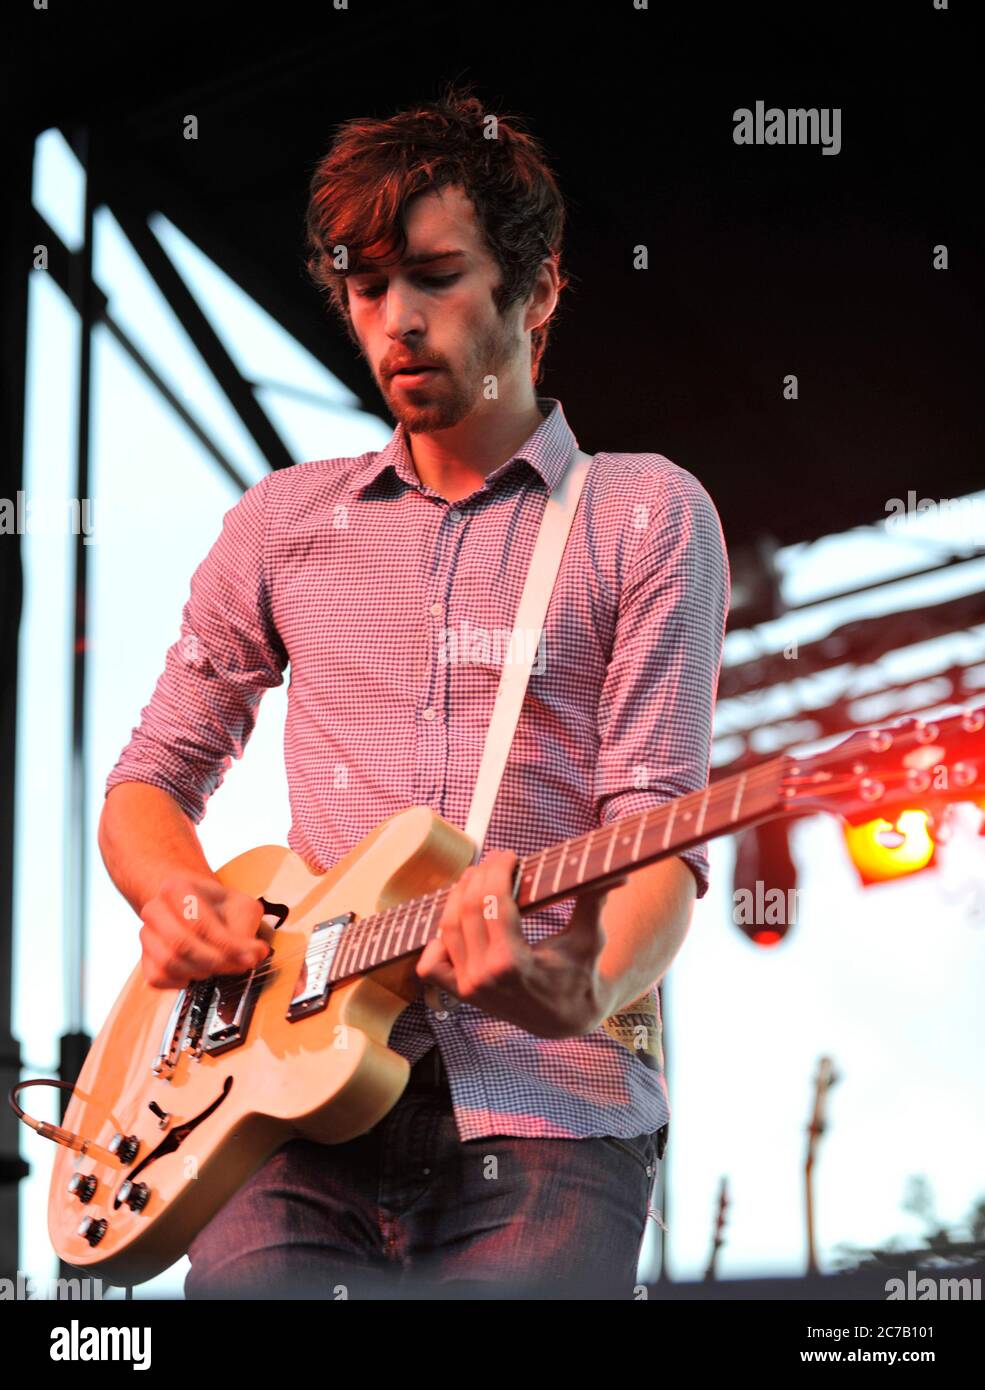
top-left (184, 1046), bottom-right (662, 1299)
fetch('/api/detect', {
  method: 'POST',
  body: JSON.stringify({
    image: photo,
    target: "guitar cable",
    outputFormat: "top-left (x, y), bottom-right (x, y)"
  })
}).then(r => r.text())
top-left (8, 1077), bottom-right (96, 1153)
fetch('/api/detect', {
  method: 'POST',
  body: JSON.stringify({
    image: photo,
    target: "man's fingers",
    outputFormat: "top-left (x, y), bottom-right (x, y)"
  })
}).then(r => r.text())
top-left (455, 864), bottom-right (494, 963)
top-left (416, 937), bottom-right (449, 975)
top-left (416, 939), bottom-right (458, 1011)
top-left (141, 901), bottom-right (266, 987)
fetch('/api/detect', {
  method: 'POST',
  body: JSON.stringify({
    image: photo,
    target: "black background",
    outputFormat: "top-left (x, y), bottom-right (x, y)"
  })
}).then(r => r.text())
top-left (5, 0), bottom-right (982, 555)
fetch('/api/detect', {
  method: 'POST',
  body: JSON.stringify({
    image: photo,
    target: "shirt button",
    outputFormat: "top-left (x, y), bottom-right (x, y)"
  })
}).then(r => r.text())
top-left (430, 602), bottom-right (442, 616)
top-left (422, 707), bottom-right (436, 721)
top-left (449, 508), bottom-right (463, 522)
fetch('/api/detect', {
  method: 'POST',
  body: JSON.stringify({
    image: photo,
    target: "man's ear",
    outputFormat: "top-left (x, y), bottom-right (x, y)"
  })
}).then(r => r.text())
top-left (524, 258), bottom-right (558, 335)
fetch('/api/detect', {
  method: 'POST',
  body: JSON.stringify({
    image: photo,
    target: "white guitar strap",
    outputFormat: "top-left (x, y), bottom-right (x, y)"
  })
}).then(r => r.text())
top-left (435, 441), bottom-right (665, 1077)
top-left (462, 444), bottom-right (594, 863)
top-left (425, 444), bottom-right (592, 1018)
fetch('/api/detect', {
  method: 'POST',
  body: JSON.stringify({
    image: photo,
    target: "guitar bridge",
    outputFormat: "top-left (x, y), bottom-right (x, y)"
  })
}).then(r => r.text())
top-left (151, 897), bottom-right (289, 1073)
top-left (286, 913), bottom-right (353, 1021)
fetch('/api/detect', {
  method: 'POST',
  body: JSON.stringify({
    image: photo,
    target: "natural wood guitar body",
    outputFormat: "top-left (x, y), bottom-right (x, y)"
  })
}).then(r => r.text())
top-left (48, 807), bottom-right (475, 1284)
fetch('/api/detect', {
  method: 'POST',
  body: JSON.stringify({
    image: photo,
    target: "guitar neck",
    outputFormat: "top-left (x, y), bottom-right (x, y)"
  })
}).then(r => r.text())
top-left (326, 755), bottom-right (789, 985)
top-left (513, 758), bottom-right (787, 911)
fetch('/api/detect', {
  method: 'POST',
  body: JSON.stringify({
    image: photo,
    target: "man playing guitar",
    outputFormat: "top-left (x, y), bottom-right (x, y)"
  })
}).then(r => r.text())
top-left (99, 83), bottom-right (730, 1298)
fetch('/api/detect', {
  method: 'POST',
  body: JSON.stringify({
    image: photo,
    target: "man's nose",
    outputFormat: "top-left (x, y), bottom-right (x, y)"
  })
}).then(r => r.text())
top-left (383, 285), bottom-right (426, 340)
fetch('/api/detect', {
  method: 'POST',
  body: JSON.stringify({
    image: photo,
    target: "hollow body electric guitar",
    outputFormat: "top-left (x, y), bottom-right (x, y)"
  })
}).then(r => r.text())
top-left (26, 709), bottom-right (983, 1284)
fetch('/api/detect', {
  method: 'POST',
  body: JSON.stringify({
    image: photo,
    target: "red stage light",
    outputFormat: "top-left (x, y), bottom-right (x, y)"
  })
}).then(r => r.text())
top-left (842, 809), bottom-right (935, 885)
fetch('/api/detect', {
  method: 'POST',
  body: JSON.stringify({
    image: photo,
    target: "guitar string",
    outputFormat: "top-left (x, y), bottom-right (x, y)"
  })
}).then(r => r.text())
top-left (265, 707), bottom-right (973, 986)
top-left (196, 724), bottom-right (966, 995)
top-left (205, 748), bottom-right (941, 993)
top-left (190, 758), bottom-right (791, 993)
top-left (166, 715), bottom-right (977, 996)
top-left (258, 743), bottom-right (950, 986)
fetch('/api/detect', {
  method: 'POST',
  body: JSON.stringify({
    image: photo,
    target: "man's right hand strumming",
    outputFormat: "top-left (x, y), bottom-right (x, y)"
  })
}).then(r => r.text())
top-left (138, 873), bottom-right (272, 990)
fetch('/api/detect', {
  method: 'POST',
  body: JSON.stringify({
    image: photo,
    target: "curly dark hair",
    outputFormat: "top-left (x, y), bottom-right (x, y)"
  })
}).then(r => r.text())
top-left (303, 81), bottom-right (569, 385)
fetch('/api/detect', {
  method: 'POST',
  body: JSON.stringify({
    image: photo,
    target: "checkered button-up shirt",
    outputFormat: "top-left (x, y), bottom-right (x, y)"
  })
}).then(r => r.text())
top-left (106, 397), bottom-right (730, 1140)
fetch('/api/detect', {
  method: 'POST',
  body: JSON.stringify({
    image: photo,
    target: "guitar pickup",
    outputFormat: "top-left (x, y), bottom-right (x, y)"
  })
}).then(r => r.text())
top-left (286, 914), bottom-right (352, 1022)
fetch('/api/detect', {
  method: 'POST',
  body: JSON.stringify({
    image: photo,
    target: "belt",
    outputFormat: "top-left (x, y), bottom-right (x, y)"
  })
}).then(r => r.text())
top-left (406, 1045), bottom-right (447, 1092)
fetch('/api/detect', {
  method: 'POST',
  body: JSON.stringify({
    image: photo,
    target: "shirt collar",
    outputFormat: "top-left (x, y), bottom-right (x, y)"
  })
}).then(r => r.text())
top-left (349, 397), bottom-right (577, 498)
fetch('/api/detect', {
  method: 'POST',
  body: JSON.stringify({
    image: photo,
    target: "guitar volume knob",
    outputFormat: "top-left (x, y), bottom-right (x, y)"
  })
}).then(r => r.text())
top-left (108, 1132), bottom-right (140, 1164)
top-left (77, 1216), bottom-right (108, 1247)
top-left (118, 1179), bottom-right (150, 1212)
top-left (67, 1173), bottom-right (97, 1203)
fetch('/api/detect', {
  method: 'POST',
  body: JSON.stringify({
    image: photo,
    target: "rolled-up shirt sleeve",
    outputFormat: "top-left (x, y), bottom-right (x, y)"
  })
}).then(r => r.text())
top-left (593, 462), bottom-right (730, 898)
top-left (104, 471), bottom-right (287, 824)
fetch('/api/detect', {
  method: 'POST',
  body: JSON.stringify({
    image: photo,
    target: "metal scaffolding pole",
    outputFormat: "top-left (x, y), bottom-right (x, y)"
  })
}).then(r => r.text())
top-left (57, 124), bottom-right (98, 1279)
top-left (0, 126), bottom-right (34, 1282)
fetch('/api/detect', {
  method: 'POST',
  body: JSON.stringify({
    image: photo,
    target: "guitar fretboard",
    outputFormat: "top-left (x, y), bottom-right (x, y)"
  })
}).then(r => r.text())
top-left (324, 754), bottom-right (788, 986)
